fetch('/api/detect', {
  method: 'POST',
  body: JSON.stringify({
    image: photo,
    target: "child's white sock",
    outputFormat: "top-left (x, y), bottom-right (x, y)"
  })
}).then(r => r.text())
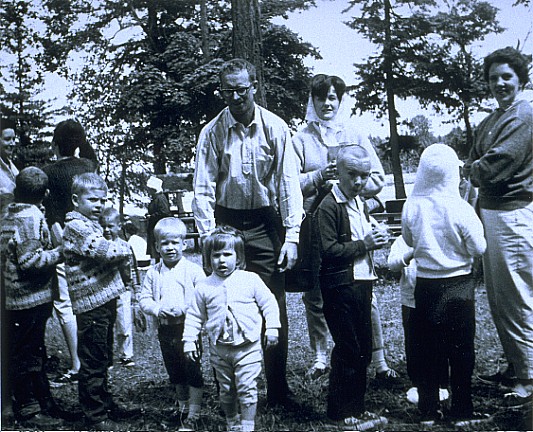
top-left (241, 419), bottom-right (255, 432)
top-left (177, 399), bottom-right (188, 413)
top-left (226, 414), bottom-right (241, 428)
top-left (371, 347), bottom-right (389, 373)
top-left (188, 403), bottom-right (201, 419)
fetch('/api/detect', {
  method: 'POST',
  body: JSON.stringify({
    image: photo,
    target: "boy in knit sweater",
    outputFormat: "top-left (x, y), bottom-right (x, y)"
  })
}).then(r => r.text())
top-left (62, 172), bottom-right (135, 430)
top-left (183, 226), bottom-right (280, 432)
top-left (0, 167), bottom-right (66, 429)
top-left (402, 144), bottom-right (486, 425)
top-left (139, 217), bottom-right (205, 430)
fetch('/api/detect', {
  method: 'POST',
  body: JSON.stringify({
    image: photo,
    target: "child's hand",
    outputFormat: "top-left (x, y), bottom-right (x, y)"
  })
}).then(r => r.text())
top-left (185, 349), bottom-right (201, 362)
top-left (264, 335), bottom-right (279, 349)
top-left (133, 306), bottom-right (147, 332)
top-left (364, 228), bottom-right (389, 250)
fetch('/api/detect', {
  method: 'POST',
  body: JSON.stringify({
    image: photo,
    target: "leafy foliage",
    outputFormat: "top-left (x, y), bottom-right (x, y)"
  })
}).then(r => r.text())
top-left (0, 0), bottom-right (64, 167)
top-left (37, 0), bottom-right (319, 182)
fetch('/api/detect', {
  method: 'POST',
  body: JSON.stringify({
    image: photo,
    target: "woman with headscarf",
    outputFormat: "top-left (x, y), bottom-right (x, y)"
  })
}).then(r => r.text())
top-left (292, 74), bottom-right (392, 379)
top-left (464, 47), bottom-right (533, 406)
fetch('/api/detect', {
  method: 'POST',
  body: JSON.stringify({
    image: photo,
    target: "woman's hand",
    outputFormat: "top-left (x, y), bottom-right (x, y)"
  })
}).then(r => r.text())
top-left (321, 161), bottom-right (337, 181)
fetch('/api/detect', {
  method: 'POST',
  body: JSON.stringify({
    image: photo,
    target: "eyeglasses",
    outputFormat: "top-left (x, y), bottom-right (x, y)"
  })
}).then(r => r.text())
top-left (219, 85), bottom-right (253, 98)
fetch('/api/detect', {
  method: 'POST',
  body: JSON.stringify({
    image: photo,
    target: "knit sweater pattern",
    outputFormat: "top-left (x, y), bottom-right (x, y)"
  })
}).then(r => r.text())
top-left (0, 203), bottom-right (62, 310)
top-left (63, 211), bottom-right (130, 314)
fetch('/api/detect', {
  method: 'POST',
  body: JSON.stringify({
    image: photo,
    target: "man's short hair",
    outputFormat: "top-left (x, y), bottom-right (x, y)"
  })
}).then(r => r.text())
top-left (71, 172), bottom-right (107, 196)
top-left (219, 58), bottom-right (257, 83)
top-left (14, 167), bottom-right (48, 204)
top-left (202, 226), bottom-right (246, 274)
top-left (153, 217), bottom-right (187, 242)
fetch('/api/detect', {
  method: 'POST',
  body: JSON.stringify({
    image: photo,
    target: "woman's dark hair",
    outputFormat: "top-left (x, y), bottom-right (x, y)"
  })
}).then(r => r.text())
top-left (52, 119), bottom-right (98, 161)
top-left (310, 74), bottom-right (347, 100)
top-left (484, 47), bottom-right (531, 86)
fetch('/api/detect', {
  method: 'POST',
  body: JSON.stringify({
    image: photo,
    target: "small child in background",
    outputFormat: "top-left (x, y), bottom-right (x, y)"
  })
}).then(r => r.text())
top-left (0, 167), bottom-right (68, 429)
top-left (183, 226), bottom-right (281, 432)
top-left (387, 235), bottom-right (449, 404)
top-left (99, 207), bottom-right (146, 368)
top-left (139, 217), bottom-right (205, 431)
top-left (123, 219), bottom-right (151, 268)
top-left (402, 144), bottom-right (486, 425)
top-left (63, 172), bottom-right (139, 430)
top-left (316, 145), bottom-right (389, 430)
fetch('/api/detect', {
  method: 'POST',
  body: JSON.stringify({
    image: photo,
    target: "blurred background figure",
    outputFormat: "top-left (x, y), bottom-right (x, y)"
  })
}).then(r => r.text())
top-left (0, 128), bottom-right (18, 213)
top-left (145, 176), bottom-right (171, 262)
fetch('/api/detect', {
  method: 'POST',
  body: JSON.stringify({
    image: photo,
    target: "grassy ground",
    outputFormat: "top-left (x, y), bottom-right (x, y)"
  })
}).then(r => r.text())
top-left (2, 248), bottom-right (531, 431)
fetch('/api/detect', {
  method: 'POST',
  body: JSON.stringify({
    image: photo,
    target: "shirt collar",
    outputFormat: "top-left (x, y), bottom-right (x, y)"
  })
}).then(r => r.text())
top-left (225, 105), bottom-right (260, 129)
top-left (332, 183), bottom-right (363, 208)
top-left (332, 183), bottom-right (349, 203)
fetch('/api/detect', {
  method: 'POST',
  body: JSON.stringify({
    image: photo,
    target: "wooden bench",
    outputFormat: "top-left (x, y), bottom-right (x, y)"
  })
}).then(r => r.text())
top-left (371, 212), bottom-right (402, 238)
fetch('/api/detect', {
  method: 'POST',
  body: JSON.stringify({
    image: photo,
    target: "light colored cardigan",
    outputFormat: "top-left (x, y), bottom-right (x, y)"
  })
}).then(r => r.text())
top-left (183, 270), bottom-right (280, 352)
top-left (139, 258), bottom-right (205, 320)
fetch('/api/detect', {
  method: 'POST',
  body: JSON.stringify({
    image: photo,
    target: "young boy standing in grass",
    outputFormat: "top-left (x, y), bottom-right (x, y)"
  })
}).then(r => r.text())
top-left (317, 145), bottom-right (389, 431)
top-left (402, 144), bottom-right (486, 426)
top-left (63, 172), bottom-right (137, 431)
top-left (0, 167), bottom-right (70, 429)
top-left (139, 217), bottom-right (205, 431)
top-left (183, 226), bottom-right (280, 432)
top-left (99, 207), bottom-right (145, 368)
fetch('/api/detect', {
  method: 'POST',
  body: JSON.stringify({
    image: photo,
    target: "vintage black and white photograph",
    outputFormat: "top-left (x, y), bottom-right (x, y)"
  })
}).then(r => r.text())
top-left (1, 0), bottom-right (532, 431)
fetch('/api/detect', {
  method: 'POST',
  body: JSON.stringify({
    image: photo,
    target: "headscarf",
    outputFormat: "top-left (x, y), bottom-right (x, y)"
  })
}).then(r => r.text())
top-left (304, 89), bottom-right (353, 147)
top-left (412, 144), bottom-right (461, 198)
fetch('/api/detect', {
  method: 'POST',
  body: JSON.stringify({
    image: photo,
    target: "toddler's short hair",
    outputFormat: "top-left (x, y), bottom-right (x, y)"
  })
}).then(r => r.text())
top-left (202, 226), bottom-right (246, 274)
top-left (153, 217), bottom-right (187, 242)
top-left (99, 207), bottom-right (121, 224)
top-left (14, 167), bottom-right (48, 204)
top-left (71, 172), bottom-right (107, 196)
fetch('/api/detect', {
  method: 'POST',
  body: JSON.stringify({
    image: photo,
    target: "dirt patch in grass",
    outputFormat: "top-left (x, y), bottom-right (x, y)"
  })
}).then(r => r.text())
top-left (3, 250), bottom-right (531, 431)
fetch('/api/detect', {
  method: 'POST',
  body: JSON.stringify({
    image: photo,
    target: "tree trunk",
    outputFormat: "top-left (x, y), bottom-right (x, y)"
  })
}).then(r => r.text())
top-left (231, 0), bottom-right (267, 107)
top-left (200, 0), bottom-right (210, 61)
top-left (384, 0), bottom-right (406, 199)
top-left (119, 158), bottom-right (126, 216)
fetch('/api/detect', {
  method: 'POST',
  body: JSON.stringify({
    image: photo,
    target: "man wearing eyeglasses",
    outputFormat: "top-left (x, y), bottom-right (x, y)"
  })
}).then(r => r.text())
top-left (192, 58), bottom-right (303, 408)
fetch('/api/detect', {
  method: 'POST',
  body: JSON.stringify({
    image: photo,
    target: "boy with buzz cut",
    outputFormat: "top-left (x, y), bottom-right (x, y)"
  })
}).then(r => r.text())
top-left (62, 172), bottom-right (139, 431)
top-left (0, 167), bottom-right (72, 429)
top-left (317, 145), bottom-right (389, 431)
top-left (139, 217), bottom-right (205, 431)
